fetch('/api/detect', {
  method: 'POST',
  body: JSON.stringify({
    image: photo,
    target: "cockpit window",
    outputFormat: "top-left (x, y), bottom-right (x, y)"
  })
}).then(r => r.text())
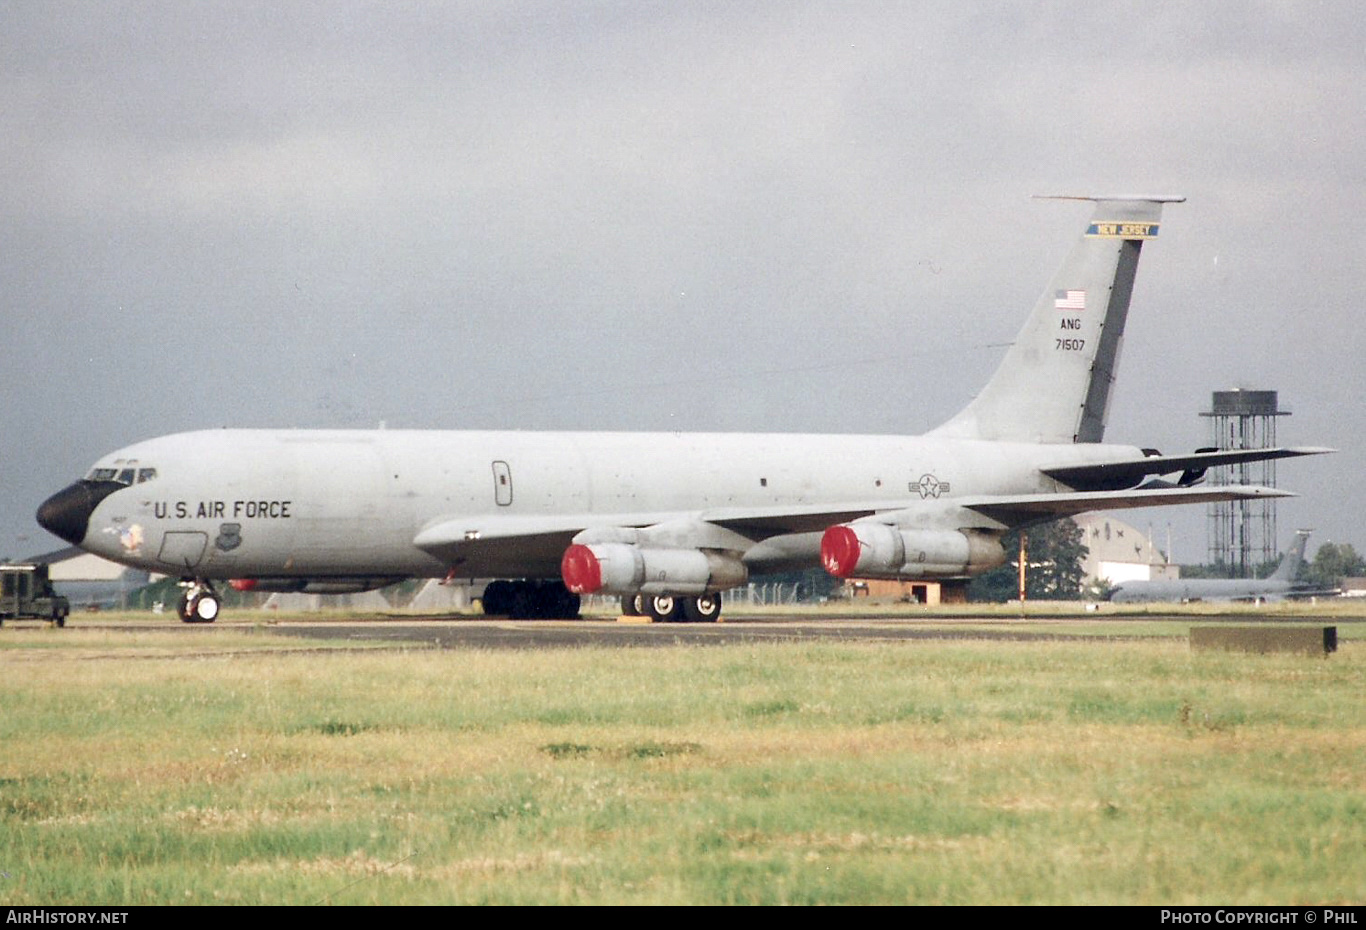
top-left (85, 465), bottom-right (156, 485)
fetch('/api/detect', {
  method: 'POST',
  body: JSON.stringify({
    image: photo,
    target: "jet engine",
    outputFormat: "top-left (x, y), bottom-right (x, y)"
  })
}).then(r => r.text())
top-left (561, 543), bottom-right (747, 596)
top-left (820, 524), bottom-right (1005, 580)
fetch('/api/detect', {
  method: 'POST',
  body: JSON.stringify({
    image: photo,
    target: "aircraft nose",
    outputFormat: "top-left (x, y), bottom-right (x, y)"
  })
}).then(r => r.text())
top-left (36, 481), bottom-right (121, 546)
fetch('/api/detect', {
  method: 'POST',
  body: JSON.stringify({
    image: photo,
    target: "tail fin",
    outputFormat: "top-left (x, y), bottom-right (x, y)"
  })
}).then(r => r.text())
top-left (930, 195), bottom-right (1183, 444)
top-left (1270, 529), bottom-right (1311, 581)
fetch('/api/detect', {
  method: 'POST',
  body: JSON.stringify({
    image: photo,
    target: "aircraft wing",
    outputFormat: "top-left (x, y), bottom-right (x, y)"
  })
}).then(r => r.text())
top-left (414, 514), bottom-right (649, 573)
top-left (416, 482), bottom-right (1295, 555)
top-left (959, 484), bottom-right (1293, 525)
top-left (412, 500), bottom-right (924, 578)
top-left (412, 499), bottom-right (913, 556)
top-left (19, 545), bottom-right (87, 564)
top-left (414, 484), bottom-right (1293, 571)
top-left (1041, 447), bottom-right (1333, 491)
top-left (1286, 586), bottom-right (1343, 599)
top-left (700, 502), bottom-right (910, 535)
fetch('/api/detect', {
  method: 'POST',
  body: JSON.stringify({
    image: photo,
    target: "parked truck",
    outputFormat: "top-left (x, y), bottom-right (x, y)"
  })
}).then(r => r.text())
top-left (0, 563), bottom-right (70, 626)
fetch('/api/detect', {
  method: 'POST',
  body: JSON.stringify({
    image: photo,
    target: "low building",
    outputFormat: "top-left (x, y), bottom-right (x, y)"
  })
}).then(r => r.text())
top-left (1074, 514), bottom-right (1177, 587)
top-left (844, 579), bottom-right (966, 604)
top-left (43, 550), bottom-right (152, 610)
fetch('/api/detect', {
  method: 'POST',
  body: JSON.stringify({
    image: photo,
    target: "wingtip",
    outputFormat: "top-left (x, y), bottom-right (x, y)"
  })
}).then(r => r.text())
top-left (1032, 193), bottom-right (1187, 204)
top-left (1233, 485), bottom-right (1298, 499)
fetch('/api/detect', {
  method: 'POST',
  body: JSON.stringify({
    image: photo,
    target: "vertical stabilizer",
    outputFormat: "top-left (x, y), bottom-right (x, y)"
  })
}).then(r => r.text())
top-left (1270, 530), bottom-right (1311, 582)
top-left (930, 195), bottom-right (1183, 443)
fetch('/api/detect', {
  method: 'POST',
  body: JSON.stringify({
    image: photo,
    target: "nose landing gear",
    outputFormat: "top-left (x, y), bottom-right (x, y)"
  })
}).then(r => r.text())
top-left (177, 581), bottom-right (220, 623)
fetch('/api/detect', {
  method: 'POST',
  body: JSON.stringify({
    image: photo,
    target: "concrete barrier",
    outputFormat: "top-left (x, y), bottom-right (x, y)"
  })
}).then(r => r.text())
top-left (1190, 626), bottom-right (1337, 656)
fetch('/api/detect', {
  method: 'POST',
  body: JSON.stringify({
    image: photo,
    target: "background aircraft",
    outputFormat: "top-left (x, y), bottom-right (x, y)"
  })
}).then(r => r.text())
top-left (35, 196), bottom-right (1327, 622)
top-left (1107, 530), bottom-right (1328, 604)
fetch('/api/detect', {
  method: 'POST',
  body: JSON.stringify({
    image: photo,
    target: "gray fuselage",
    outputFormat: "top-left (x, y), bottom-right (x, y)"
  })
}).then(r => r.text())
top-left (64, 428), bottom-right (1140, 582)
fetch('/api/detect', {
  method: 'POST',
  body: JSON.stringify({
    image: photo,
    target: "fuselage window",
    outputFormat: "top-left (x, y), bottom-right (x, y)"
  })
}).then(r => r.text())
top-left (89, 468), bottom-right (119, 482)
top-left (136, 468), bottom-right (157, 483)
top-left (117, 468), bottom-right (136, 485)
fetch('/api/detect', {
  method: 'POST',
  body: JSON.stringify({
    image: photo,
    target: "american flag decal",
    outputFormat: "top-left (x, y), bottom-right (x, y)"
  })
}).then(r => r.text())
top-left (1054, 289), bottom-right (1086, 311)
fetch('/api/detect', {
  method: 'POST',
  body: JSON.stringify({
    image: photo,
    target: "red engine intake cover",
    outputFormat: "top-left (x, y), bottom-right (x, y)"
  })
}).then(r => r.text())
top-left (820, 525), bottom-right (862, 579)
top-left (560, 544), bottom-right (603, 594)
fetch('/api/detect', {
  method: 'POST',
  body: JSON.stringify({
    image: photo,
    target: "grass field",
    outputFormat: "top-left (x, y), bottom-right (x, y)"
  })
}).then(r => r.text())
top-left (1, 615), bottom-right (1362, 905)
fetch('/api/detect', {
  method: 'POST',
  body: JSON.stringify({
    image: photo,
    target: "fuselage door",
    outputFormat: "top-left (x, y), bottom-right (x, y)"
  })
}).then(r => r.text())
top-left (158, 531), bottom-right (208, 570)
top-left (492, 461), bottom-right (513, 507)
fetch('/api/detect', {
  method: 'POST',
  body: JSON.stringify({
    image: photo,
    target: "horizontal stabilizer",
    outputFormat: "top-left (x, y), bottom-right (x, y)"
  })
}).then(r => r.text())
top-left (1042, 447), bottom-right (1335, 491)
top-left (961, 484), bottom-right (1293, 524)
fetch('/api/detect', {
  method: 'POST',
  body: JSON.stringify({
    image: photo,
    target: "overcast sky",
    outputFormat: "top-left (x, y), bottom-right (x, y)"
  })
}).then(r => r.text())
top-left (4, 1), bottom-right (1362, 566)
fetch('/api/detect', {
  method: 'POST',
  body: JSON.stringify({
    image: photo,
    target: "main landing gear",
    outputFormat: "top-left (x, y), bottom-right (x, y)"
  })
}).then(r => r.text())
top-left (621, 592), bottom-right (722, 623)
top-left (177, 580), bottom-right (220, 623)
top-left (480, 580), bottom-right (581, 619)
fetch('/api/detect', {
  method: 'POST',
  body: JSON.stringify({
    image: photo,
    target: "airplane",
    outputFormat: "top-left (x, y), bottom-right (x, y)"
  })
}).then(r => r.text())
top-left (1107, 530), bottom-right (1330, 604)
top-left (35, 194), bottom-right (1331, 623)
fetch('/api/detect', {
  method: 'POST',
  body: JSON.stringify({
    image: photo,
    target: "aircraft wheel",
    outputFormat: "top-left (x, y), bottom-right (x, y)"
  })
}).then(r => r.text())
top-left (621, 595), bottom-right (644, 616)
top-left (188, 592), bottom-right (220, 623)
top-left (529, 582), bottom-right (580, 619)
top-left (509, 587), bottom-right (535, 620)
top-left (558, 589), bottom-right (582, 619)
top-left (647, 595), bottom-right (682, 623)
top-left (481, 580), bottom-right (514, 616)
top-left (682, 593), bottom-right (722, 623)
top-left (177, 593), bottom-right (194, 623)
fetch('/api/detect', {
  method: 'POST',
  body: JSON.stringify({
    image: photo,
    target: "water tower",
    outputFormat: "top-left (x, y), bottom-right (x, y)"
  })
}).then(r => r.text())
top-left (1201, 389), bottom-right (1288, 577)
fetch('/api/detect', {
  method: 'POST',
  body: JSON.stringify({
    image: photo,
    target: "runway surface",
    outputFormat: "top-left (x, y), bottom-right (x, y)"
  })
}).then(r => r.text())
top-left (260, 613), bottom-right (1311, 650)
top-left (12, 611), bottom-right (1354, 650)
top-left (267, 618), bottom-right (1068, 649)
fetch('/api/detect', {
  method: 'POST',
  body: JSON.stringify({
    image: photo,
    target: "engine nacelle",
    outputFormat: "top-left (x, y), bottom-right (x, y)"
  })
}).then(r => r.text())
top-left (561, 543), bottom-right (748, 596)
top-left (820, 524), bottom-right (1005, 580)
